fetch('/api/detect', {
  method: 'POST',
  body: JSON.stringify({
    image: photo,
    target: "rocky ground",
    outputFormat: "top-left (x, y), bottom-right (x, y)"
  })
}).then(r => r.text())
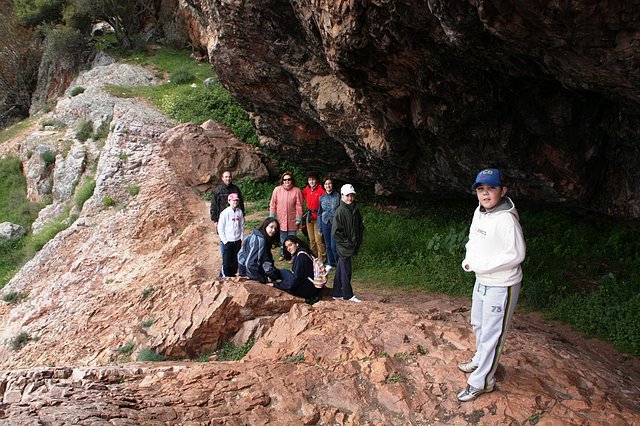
top-left (1, 60), bottom-right (639, 425)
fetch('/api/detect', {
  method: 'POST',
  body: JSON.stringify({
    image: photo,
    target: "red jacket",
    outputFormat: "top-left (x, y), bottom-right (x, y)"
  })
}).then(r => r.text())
top-left (302, 185), bottom-right (326, 220)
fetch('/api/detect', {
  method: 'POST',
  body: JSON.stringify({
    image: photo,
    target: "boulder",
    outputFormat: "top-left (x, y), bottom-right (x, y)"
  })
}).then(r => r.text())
top-left (0, 222), bottom-right (26, 241)
top-left (161, 120), bottom-right (270, 192)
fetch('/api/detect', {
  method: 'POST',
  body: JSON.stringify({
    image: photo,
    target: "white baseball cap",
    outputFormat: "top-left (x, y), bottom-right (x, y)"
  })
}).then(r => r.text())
top-left (341, 184), bottom-right (356, 195)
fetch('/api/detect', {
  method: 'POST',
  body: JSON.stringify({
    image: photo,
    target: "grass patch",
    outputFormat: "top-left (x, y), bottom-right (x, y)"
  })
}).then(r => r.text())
top-left (70, 86), bottom-right (85, 97)
top-left (102, 196), bottom-right (116, 207)
top-left (2, 290), bottom-right (27, 304)
top-left (127, 185), bottom-right (140, 196)
top-left (76, 119), bottom-right (94, 142)
top-left (39, 150), bottom-right (56, 165)
top-left (10, 331), bottom-right (30, 351)
top-left (0, 115), bottom-right (39, 145)
top-left (141, 287), bottom-right (153, 299)
top-left (140, 319), bottom-right (154, 328)
top-left (104, 47), bottom-right (257, 145)
top-left (215, 340), bottom-right (254, 361)
top-left (73, 178), bottom-right (96, 210)
top-left (136, 347), bottom-right (165, 362)
top-left (116, 340), bottom-right (135, 356)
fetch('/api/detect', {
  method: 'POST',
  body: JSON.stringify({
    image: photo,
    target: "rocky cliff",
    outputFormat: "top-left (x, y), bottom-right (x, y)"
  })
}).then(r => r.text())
top-left (180, 0), bottom-right (640, 220)
top-left (2, 58), bottom-right (640, 425)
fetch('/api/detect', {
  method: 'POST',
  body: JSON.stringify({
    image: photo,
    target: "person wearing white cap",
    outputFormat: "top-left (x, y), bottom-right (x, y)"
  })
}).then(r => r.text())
top-left (331, 184), bottom-right (364, 302)
top-left (217, 193), bottom-right (244, 277)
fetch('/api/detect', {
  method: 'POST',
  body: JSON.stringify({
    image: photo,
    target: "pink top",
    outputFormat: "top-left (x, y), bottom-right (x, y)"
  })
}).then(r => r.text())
top-left (269, 185), bottom-right (303, 231)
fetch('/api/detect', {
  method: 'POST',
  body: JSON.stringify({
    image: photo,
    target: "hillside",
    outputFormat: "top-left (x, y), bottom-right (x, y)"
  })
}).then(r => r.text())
top-left (1, 59), bottom-right (639, 425)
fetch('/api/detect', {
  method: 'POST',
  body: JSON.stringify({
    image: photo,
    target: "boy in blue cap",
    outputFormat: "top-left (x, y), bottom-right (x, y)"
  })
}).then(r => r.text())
top-left (457, 168), bottom-right (526, 402)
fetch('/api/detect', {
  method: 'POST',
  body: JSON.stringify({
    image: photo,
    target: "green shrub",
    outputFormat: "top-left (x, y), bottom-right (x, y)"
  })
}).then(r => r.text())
top-left (238, 178), bottom-right (273, 203)
top-left (73, 178), bottom-right (96, 209)
top-left (140, 319), bottom-right (154, 328)
top-left (127, 185), bottom-right (140, 196)
top-left (116, 340), bottom-right (135, 356)
top-left (169, 68), bottom-right (196, 84)
top-left (141, 287), bottom-right (153, 299)
top-left (39, 150), bottom-right (56, 165)
top-left (0, 157), bottom-right (42, 228)
top-left (102, 196), bottom-right (116, 207)
top-left (136, 347), bottom-right (165, 362)
top-left (215, 340), bottom-right (254, 361)
top-left (92, 119), bottom-right (111, 140)
top-left (2, 291), bottom-right (27, 304)
top-left (76, 119), bottom-right (94, 142)
top-left (9, 331), bottom-right (30, 351)
top-left (552, 274), bottom-right (640, 355)
top-left (70, 86), bottom-right (85, 96)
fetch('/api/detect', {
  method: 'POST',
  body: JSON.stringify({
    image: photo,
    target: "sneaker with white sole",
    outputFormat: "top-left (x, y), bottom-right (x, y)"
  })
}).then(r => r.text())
top-left (346, 296), bottom-right (362, 303)
top-left (458, 360), bottom-right (478, 373)
top-left (332, 296), bottom-right (343, 300)
top-left (325, 265), bottom-right (333, 272)
top-left (457, 384), bottom-right (494, 402)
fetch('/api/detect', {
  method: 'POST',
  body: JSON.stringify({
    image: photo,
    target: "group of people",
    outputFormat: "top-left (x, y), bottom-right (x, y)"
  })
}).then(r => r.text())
top-left (210, 170), bottom-right (364, 302)
top-left (210, 167), bottom-right (526, 403)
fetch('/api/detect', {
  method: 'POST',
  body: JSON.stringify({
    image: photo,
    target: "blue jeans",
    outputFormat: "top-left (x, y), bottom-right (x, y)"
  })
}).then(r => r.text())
top-left (221, 240), bottom-right (241, 277)
top-left (279, 230), bottom-right (297, 259)
top-left (320, 220), bottom-right (337, 267)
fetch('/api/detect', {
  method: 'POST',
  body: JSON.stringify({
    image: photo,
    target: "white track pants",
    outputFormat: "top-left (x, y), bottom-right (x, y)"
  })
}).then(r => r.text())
top-left (468, 281), bottom-right (521, 389)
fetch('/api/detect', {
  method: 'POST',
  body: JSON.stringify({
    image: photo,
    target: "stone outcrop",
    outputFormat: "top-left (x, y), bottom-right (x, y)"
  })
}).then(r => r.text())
top-left (181, 0), bottom-right (640, 220)
top-left (161, 120), bottom-right (270, 192)
top-left (1, 295), bottom-right (639, 424)
top-left (0, 222), bottom-right (26, 241)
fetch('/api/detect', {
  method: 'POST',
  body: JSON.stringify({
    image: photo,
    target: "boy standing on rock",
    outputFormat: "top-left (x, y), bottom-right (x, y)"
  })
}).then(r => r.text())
top-left (331, 184), bottom-right (364, 303)
top-left (457, 168), bottom-right (526, 402)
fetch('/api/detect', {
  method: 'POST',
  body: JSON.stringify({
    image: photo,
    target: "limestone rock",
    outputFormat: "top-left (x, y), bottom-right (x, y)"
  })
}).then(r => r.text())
top-left (0, 222), bottom-right (26, 241)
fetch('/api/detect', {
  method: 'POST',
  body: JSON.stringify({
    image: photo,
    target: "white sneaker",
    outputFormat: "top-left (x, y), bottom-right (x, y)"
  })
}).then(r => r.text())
top-left (457, 384), bottom-right (494, 402)
top-left (325, 265), bottom-right (333, 272)
top-left (347, 296), bottom-right (362, 303)
top-left (458, 360), bottom-right (479, 373)
top-left (332, 296), bottom-right (343, 300)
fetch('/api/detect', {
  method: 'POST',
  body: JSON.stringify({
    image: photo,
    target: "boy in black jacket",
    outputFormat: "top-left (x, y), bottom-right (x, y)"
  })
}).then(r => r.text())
top-left (331, 184), bottom-right (364, 302)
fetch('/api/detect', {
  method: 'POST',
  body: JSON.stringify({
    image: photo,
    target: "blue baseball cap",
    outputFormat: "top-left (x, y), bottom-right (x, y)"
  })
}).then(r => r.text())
top-left (471, 168), bottom-right (503, 189)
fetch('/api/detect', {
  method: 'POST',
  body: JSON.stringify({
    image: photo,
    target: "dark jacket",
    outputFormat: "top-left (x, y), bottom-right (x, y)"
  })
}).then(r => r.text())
top-left (275, 248), bottom-right (321, 298)
top-left (332, 201), bottom-right (364, 258)
top-left (237, 229), bottom-right (279, 283)
top-left (210, 183), bottom-right (245, 222)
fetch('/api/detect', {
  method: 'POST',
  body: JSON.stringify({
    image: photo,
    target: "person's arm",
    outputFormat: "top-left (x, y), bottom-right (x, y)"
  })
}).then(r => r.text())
top-left (295, 189), bottom-right (303, 227)
top-left (217, 210), bottom-right (228, 244)
top-left (210, 187), bottom-right (221, 222)
top-left (275, 252), bottom-right (309, 290)
top-left (269, 187), bottom-right (278, 218)
top-left (317, 198), bottom-right (324, 234)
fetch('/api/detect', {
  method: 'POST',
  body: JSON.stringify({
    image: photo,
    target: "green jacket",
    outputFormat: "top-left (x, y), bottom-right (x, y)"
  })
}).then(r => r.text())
top-left (332, 201), bottom-right (364, 258)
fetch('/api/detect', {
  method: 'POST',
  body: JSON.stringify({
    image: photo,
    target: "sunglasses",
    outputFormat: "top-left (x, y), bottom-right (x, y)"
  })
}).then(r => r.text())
top-left (282, 178), bottom-right (292, 181)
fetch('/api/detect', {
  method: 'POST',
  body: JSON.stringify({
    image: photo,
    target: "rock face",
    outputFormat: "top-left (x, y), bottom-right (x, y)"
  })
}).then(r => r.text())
top-left (1, 295), bottom-right (640, 425)
top-left (181, 0), bottom-right (640, 220)
top-left (0, 222), bottom-right (26, 241)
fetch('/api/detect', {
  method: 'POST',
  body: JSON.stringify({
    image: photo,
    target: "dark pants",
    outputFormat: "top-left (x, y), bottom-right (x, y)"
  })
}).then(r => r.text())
top-left (320, 220), bottom-right (338, 267)
top-left (221, 240), bottom-right (241, 277)
top-left (332, 256), bottom-right (354, 299)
